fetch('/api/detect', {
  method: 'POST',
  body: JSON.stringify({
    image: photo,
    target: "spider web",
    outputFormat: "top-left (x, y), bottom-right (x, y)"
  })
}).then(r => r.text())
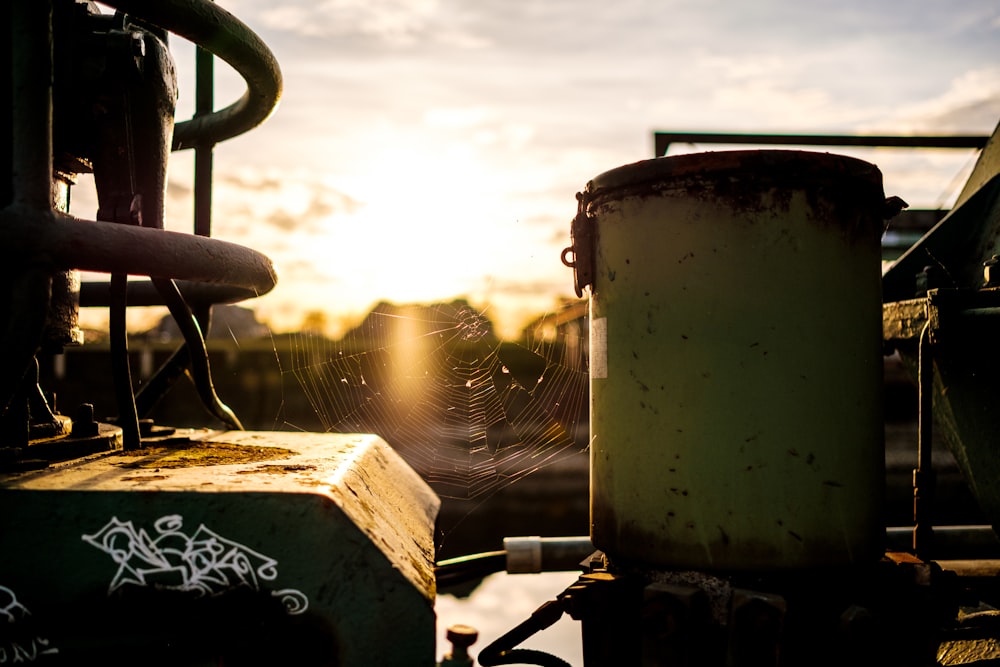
top-left (285, 301), bottom-right (589, 500)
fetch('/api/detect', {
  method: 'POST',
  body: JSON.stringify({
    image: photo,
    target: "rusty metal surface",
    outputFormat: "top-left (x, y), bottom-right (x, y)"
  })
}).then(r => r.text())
top-left (586, 150), bottom-right (886, 570)
top-left (1, 430), bottom-right (439, 600)
top-left (0, 431), bottom-right (439, 664)
top-left (883, 298), bottom-right (929, 343)
top-left (583, 150), bottom-right (885, 249)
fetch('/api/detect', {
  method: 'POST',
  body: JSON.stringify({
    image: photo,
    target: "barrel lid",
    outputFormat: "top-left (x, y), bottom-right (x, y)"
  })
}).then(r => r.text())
top-left (584, 149), bottom-right (883, 202)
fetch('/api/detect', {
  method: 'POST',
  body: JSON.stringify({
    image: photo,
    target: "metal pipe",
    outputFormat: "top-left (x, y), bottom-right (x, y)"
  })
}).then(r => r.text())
top-left (101, 0), bottom-right (281, 149)
top-left (10, 0), bottom-right (52, 211)
top-left (110, 273), bottom-right (141, 450)
top-left (913, 322), bottom-right (936, 557)
top-left (504, 536), bottom-right (595, 574)
top-left (80, 280), bottom-right (258, 308)
top-left (1, 2), bottom-right (54, 423)
top-left (133, 344), bottom-right (191, 419)
top-left (0, 208), bottom-right (277, 294)
top-left (151, 276), bottom-right (243, 430)
top-left (194, 42), bottom-right (214, 238)
top-left (887, 525), bottom-right (1000, 560)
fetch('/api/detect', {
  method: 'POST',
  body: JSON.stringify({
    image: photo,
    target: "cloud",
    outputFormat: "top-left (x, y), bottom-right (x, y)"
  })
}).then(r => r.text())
top-left (166, 179), bottom-right (192, 199)
top-left (248, 0), bottom-right (488, 49)
top-left (884, 66), bottom-right (1000, 133)
top-left (211, 168), bottom-right (363, 236)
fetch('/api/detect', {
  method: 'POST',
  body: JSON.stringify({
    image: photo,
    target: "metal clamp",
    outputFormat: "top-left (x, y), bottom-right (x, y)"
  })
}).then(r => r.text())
top-left (561, 192), bottom-right (594, 297)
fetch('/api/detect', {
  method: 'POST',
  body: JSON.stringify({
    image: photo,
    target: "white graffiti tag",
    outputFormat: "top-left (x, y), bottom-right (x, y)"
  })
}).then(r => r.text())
top-left (0, 585), bottom-right (58, 663)
top-left (82, 515), bottom-right (308, 615)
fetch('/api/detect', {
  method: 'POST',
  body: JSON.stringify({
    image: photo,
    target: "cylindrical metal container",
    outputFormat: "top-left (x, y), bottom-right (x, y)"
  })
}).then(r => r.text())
top-left (575, 150), bottom-right (886, 570)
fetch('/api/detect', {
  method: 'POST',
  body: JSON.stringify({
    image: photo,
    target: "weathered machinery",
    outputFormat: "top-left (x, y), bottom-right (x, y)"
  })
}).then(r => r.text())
top-left (6, 0), bottom-right (1000, 665)
top-left (1, 2), bottom-right (437, 664)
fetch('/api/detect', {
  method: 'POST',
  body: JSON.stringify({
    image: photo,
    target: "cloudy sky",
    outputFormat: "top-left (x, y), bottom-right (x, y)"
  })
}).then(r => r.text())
top-left (81, 0), bottom-right (1000, 337)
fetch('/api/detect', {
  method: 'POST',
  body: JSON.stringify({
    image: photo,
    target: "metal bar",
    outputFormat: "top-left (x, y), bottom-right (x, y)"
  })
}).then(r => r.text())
top-left (194, 42), bottom-right (214, 238)
top-left (914, 322), bottom-right (936, 557)
top-left (110, 273), bottom-right (141, 450)
top-left (654, 132), bottom-right (989, 157)
top-left (0, 208), bottom-right (277, 295)
top-left (1, 2), bottom-right (54, 426)
top-left (151, 276), bottom-right (243, 430)
top-left (886, 525), bottom-right (1000, 560)
top-left (101, 0), bottom-right (281, 149)
top-left (134, 343), bottom-right (190, 419)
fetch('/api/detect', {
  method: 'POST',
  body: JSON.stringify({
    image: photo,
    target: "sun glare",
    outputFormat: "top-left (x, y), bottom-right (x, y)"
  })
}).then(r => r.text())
top-left (315, 134), bottom-right (504, 306)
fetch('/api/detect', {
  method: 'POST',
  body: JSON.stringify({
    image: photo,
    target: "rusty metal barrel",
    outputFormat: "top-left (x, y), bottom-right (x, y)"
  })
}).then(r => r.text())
top-left (571, 150), bottom-right (886, 570)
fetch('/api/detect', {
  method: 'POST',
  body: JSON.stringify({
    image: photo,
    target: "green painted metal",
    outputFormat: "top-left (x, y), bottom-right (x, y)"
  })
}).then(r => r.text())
top-left (0, 431), bottom-right (439, 665)
top-left (882, 122), bottom-right (1000, 541)
top-left (585, 150), bottom-right (886, 570)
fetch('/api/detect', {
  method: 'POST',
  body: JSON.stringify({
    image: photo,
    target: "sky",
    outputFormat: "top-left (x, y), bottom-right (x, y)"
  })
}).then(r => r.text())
top-left (78, 0), bottom-right (1000, 338)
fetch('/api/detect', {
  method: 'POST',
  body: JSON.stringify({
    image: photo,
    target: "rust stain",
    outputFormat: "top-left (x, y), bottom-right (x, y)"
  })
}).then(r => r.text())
top-left (236, 464), bottom-right (318, 475)
top-left (114, 442), bottom-right (295, 469)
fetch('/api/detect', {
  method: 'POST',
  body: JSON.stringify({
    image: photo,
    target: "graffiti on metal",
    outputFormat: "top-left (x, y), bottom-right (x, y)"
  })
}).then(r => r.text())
top-left (0, 585), bottom-right (58, 663)
top-left (82, 515), bottom-right (308, 614)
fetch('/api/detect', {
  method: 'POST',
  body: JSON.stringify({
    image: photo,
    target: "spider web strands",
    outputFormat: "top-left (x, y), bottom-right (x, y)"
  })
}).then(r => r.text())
top-left (285, 302), bottom-right (589, 500)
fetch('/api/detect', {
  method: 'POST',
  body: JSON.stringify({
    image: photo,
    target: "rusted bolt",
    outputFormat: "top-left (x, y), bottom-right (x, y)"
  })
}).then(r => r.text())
top-left (71, 403), bottom-right (99, 438)
top-left (138, 419), bottom-right (155, 438)
top-left (441, 624), bottom-right (478, 666)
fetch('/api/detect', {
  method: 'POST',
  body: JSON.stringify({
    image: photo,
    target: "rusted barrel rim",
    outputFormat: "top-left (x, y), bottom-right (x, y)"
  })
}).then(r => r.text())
top-left (585, 150), bottom-right (883, 202)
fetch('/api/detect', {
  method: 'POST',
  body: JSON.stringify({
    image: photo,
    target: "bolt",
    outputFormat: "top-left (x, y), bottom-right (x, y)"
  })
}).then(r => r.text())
top-left (441, 624), bottom-right (478, 666)
top-left (984, 255), bottom-right (1000, 288)
top-left (71, 403), bottom-right (99, 438)
top-left (728, 589), bottom-right (786, 667)
top-left (139, 419), bottom-right (155, 438)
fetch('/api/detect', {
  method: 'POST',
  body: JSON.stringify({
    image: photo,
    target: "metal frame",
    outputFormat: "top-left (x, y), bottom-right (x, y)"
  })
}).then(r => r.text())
top-left (653, 131), bottom-right (988, 157)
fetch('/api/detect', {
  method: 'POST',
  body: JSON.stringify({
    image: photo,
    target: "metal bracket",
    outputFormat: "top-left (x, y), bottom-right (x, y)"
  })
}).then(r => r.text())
top-left (561, 192), bottom-right (595, 297)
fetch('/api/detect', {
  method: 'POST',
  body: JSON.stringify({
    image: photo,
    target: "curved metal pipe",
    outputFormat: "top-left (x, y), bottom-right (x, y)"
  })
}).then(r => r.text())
top-left (80, 280), bottom-right (259, 308)
top-left (110, 273), bottom-right (142, 449)
top-left (0, 207), bottom-right (277, 294)
top-left (151, 276), bottom-right (243, 430)
top-left (101, 0), bottom-right (282, 149)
